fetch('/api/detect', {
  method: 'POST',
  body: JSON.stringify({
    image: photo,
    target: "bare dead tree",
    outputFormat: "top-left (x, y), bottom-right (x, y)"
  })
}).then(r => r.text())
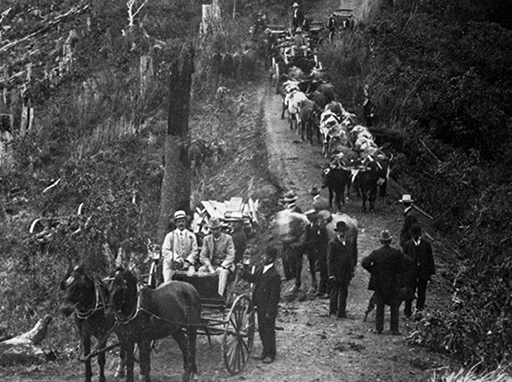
top-left (158, 43), bottom-right (194, 241)
top-left (126, 0), bottom-right (150, 31)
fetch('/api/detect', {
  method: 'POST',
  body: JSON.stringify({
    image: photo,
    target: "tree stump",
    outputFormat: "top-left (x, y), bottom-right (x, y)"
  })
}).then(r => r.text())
top-left (0, 315), bottom-right (53, 366)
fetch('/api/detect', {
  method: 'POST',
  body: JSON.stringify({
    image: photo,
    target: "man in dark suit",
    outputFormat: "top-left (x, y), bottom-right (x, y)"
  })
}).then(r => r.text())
top-left (327, 221), bottom-right (355, 318)
top-left (291, 2), bottom-right (304, 31)
top-left (403, 224), bottom-right (436, 318)
top-left (398, 194), bottom-right (420, 250)
top-left (362, 230), bottom-right (406, 334)
top-left (237, 246), bottom-right (281, 363)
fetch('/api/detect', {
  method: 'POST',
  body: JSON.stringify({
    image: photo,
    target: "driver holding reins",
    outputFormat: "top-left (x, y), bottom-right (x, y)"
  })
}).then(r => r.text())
top-left (161, 210), bottom-right (199, 282)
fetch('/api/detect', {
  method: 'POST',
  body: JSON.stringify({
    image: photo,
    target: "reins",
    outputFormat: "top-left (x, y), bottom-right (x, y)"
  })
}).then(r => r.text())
top-left (113, 282), bottom-right (207, 328)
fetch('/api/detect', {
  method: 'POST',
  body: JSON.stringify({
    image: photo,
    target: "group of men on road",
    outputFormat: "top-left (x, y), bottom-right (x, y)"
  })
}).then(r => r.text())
top-left (278, 188), bottom-right (436, 335)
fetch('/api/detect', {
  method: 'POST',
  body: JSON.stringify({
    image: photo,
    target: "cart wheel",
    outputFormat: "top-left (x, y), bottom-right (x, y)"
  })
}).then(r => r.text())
top-left (274, 63), bottom-right (280, 94)
top-left (222, 294), bottom-right (255, 375)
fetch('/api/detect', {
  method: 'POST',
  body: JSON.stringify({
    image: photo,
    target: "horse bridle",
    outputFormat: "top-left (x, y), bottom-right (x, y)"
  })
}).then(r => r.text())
top-left (66, 275), bottom-right (107, 320)
top-left (105, 274), bottom-right (139, 324)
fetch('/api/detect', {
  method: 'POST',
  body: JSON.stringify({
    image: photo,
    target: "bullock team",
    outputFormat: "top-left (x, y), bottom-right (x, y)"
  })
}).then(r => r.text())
top-left (279, 69), bottom-right (391, 213)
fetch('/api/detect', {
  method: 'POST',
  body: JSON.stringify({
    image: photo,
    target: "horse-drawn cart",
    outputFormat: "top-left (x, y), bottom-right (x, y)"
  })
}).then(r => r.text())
top-left (331, 8), bottom-right (354, 30)
top-left (172, 269), bottom-right (255, 375)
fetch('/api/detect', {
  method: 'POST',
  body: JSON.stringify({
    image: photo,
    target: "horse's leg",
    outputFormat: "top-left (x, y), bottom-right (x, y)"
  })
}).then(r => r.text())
top-left (125, 341), bottom-right (135, 382)
top-left (171, 330), bottom-right (192, 382)
top-left (308, 249), bottom-right (317, 292)
top-left (296, 247), bottom-right (304, 289)
top-left (188, 327), bottom-right (198, 376)
top-left (369, 185), bottom-right (377, 212)
top-left (97, 337), bottom-right (106, 382)
top-left (138, 339), bottom-right (152, 382)
top-left (83, 332), bottom-right (92, 382)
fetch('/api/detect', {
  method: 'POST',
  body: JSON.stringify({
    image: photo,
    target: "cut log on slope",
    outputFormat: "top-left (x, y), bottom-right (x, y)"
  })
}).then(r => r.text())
top-left (0, 315), bottom-right (52, 366)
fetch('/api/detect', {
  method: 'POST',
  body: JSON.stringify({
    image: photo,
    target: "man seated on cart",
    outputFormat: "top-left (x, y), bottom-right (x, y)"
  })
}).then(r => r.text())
top-left (198, 217), bottom-right (236, 297)
top-left (162, 210), bottom-right (199, 283)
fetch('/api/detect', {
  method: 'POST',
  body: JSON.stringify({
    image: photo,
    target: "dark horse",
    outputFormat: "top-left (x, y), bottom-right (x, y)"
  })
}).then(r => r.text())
top-left (106, 268), bottom-right (201, 382)
top-left (60, 265), bottom-right (126, 382)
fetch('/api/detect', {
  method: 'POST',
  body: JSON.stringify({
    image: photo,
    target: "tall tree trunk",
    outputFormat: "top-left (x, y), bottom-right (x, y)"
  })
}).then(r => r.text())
top-left (158, 43), bottom-right (195, 242)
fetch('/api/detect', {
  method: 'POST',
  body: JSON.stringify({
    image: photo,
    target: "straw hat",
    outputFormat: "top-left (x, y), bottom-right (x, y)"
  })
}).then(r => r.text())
top-left (208, 217), bottom-right (223, 229)
top-left (379, 230), bottom-right (392, 242)
top-left (292, 2), bottom-right (299, 7)
top-left (171, 210), bottom-right (191, 222)
top-left (398, 194), bottom-right (415, 204)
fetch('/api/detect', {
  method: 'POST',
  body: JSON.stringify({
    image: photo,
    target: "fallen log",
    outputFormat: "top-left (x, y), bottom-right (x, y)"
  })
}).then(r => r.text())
top-left (0, 315), bottom-right (52, 366)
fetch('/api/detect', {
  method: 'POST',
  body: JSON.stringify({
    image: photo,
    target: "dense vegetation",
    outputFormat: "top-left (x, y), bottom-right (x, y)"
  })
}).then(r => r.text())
top-left (1, 0), bottom-right (511, 372)
top-left (321, 0), bottom-right (512, 370)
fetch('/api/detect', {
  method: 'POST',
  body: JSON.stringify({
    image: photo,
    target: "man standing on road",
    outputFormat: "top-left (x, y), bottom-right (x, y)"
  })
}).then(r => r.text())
top-left (161, 210), bottom-right (198, 282)
top-left (362, 230), bottom-right (407, 334)
top-left (327, 221), bottom-right (354, 318)
top-left (237, 246), bottom-right (281, 364)
top-left (402, 224), bottom-right (436, 318)
top-left (399, 194), bottom-right (419, 250)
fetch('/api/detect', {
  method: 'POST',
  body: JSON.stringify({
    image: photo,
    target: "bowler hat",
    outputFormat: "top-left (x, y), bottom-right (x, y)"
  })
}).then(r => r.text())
top-left (208, 217), bottom-right (223, 229)
top-left (398, 194), bottom-right (415, 204)
top-left (171, 210), bottom-right (191, 222)
top-left (309, 185), bottom-right (320, 195)
top-left (334, 221), bottom-right (348, 232)
top-left (379, 230), bottom-right (392, 242)
top-left (265, 246), bottom-right (279, 260)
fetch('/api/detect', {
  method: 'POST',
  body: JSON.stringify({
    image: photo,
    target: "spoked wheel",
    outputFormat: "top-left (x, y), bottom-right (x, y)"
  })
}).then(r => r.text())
top-left (222, 294), bottom-right (255, 375)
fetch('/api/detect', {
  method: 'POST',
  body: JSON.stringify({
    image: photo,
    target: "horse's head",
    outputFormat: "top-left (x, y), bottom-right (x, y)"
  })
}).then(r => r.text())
top-left (60, 265), bottom-right (95, 317)
top-left (105, 267), bottom-right (138, 319)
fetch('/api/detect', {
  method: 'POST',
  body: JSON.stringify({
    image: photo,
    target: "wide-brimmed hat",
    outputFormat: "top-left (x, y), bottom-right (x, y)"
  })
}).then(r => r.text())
top-left (334, 221), bottom-right (348, 232)
top-left (171, 210), bottom-right (191, 222)
top-left (310, 185), bottom-right (320, 195)
top-left (265, 246), bottom-right (279, 260)
top-left (208, 217), bottom-right (223, 229)
top-left (317, 209), bottom-right (332, 223)
top-left (304, 209), bottom-right (318, 221)
top-left (292, 2), bottom-right (299, 7)
top-left (379, 230), bottom-right (392, 242)
top-left (283, 190), bottom-right (298, 203)
top-left (398, 194), bottom-right (415, 204)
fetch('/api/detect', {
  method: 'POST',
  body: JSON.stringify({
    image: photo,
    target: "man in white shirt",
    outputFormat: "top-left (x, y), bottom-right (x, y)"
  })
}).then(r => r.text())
top-left (161, 210), bottom-right (199, 282)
